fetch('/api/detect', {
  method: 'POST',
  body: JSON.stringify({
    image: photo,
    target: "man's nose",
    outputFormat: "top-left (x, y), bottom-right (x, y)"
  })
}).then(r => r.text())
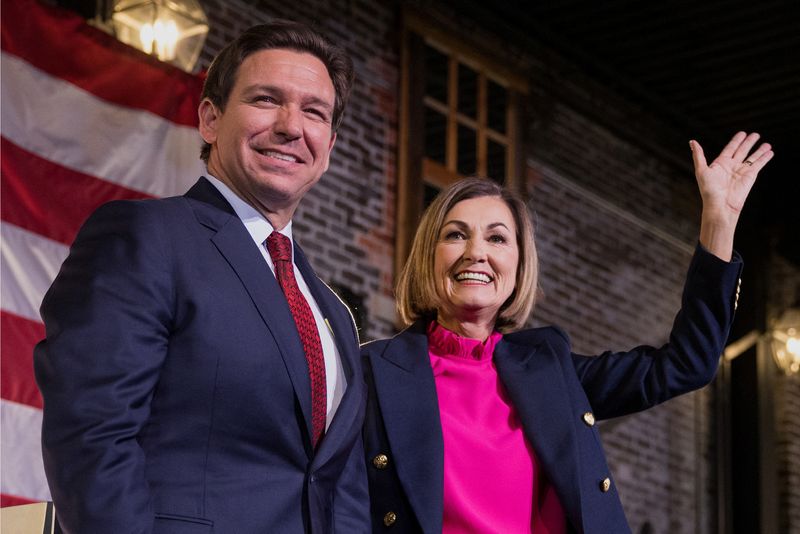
top-left (274, 106), bottom-right (302, 140)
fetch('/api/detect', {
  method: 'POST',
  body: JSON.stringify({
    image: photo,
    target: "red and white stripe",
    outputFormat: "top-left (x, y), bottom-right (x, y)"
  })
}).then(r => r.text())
top-left (1, 0), bottom-right (205, 506)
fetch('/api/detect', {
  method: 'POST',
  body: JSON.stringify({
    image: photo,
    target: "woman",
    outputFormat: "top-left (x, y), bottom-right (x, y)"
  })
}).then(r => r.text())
top-left (362, 132), bottom-right (773, 533)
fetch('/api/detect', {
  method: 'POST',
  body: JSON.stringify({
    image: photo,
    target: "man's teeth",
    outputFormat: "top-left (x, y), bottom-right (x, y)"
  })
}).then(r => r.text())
top-left (455, 272), bottom-right (491, 283)
top-left (260, 150), bottom-right (297, 162)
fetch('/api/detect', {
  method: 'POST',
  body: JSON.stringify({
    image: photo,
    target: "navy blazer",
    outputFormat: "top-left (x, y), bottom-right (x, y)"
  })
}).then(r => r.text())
top-left (363, 246), bottom-right (742, 533)
top-left (35, 178), bottom-right (369, 534)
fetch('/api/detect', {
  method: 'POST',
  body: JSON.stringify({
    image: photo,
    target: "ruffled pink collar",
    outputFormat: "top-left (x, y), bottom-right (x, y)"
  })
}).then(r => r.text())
top-left (427, 321), bottom-right (502, 362)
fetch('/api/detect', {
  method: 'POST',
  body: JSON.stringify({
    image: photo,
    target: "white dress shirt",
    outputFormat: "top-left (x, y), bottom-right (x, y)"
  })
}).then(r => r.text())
top-left (206, 175), bottom-right (346, 429)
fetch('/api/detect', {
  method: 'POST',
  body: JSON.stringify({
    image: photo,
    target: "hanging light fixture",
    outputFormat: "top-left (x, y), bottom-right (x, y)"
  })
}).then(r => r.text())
top-left (108, 0), bottom-right (209, 72)
top-left (771, 307), bottom-right (800, 375)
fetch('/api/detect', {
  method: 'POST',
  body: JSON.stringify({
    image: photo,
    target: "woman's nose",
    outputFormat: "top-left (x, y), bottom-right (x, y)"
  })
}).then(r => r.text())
top-left (464, 238), bottom-right (487, 261)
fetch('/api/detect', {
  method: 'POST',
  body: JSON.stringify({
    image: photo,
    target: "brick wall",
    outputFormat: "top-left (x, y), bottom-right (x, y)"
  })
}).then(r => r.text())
top-left (526, 130), bottom-right (711, 533)
top-left (769, 255), bottom-right (800, 534)
top-left (776, 372), bottom-right (800, 534)
top-left (195, 1), bottom-right (796, 531)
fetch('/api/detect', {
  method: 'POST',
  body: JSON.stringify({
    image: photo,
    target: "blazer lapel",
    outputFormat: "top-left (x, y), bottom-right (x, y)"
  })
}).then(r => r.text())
top-left (185, 179), bottom-right (314, 444)
top-left (371, 324), bottom-right (444, 534)
top-left (493, 337), bottom-right (585, 531)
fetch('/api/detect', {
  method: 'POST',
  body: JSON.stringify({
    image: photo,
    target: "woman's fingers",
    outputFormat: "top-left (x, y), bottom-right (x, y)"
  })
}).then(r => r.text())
top-left (747, 144), bottom-right (774, 173)
top-left (718, 131), bottom-right (748, 160)
top-left (731, 132), bottom-right (761, 163)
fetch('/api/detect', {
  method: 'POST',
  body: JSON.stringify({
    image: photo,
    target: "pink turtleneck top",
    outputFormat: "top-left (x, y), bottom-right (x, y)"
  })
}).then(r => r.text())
top-left (427, 321), bottom-right (567, 534)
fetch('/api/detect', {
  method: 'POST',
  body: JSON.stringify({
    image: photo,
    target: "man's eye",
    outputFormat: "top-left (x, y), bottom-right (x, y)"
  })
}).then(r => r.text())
top-left (255, 95), bottom-right (277, 104)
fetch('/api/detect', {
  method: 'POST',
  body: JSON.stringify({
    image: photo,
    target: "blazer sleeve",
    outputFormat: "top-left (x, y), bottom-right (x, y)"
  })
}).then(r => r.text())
top-left (570, 244), bottom-right (742, 420)
top-left (34, 200), bottom-right (173, 534)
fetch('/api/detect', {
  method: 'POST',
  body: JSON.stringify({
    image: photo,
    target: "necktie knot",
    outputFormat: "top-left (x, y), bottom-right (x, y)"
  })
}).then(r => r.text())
top-left (266, 231), bottom-right (292, 263)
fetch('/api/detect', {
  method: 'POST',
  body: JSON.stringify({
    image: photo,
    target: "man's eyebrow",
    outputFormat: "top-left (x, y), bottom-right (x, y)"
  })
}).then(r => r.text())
top-left (241, 83), bottom-right (281, 96)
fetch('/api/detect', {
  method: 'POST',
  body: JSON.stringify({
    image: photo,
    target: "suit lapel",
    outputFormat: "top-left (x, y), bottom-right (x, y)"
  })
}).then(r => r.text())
top-left (293, 245), bottom-right (356, 381)
top-left (185, 179), bottom-right (314, 443)
top-left (371, 324), bottom-right (444, 534)
top-left (493, 337), bottom-right (585, 530)
top-left (294, 245), bottom-right (365, 465)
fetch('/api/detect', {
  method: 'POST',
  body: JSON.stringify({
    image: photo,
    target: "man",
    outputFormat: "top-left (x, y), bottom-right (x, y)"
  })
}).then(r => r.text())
top-left (34, 21), bottom-right (368, 533)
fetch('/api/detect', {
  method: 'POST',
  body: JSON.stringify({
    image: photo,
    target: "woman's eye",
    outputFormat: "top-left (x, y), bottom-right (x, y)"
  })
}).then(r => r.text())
top-left (488, 234), bottom-right (507, 244)
top-left (444, 231), bottom-right (465, 240)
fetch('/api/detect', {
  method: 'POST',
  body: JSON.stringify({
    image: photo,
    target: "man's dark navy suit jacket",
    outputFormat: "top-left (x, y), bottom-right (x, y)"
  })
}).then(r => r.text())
top-left (35, 178), bottom-right (370, 533)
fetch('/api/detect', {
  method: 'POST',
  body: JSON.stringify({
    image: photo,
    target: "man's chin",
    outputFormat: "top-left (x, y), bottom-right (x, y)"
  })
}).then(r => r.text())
top-left (254, 179), bottom-right (317, 208)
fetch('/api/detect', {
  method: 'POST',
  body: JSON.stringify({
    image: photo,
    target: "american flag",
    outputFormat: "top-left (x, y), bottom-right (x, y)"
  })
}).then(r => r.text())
top-left (1, 0), bottom-right (205, 506)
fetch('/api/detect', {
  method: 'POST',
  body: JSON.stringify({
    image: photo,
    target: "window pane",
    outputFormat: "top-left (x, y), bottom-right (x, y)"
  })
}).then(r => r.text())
top-left (424, 182), bottom-right (441, 208)
top-left (487, 79), bottom-right (507, 133)
top-left (457, 63), bottom-right (478, 119)
top-left (425, 107), bottom-right (447, 165)
top-left (487, 139), bottom-right (506, 184)
top-left (457, 124), bottom-right (477, 176)
top-left (424, 43), bottom-right (448, 103)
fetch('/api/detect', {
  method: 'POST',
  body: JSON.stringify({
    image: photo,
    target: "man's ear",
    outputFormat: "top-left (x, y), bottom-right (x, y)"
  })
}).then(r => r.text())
top-left (321, 131), bottom-right (337, 173)
top-left (198, 99), bottom-right (221, 144)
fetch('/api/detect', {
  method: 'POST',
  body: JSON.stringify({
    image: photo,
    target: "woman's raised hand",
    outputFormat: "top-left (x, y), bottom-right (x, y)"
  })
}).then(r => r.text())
top-left (690, 132), bottom-right (774, 261)
top-left (690, 131), bottom-right (773, 224)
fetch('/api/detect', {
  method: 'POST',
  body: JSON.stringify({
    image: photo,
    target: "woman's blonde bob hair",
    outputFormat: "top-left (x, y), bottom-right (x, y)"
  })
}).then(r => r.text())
top-left (396, 178), bottom-right (538, 333)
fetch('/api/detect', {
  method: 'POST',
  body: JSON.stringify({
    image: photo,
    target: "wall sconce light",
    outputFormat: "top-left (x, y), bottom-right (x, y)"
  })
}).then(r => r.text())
top-left (723, 306), bottom-right (800, 376)
top-left (108, 0), bottom-right (209, 72)
top-left (770, 307), bottom-right (800, 375)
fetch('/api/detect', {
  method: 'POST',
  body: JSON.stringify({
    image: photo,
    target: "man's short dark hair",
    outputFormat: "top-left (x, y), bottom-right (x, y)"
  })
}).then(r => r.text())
top-left (199, 20), bottom-right (355, 164)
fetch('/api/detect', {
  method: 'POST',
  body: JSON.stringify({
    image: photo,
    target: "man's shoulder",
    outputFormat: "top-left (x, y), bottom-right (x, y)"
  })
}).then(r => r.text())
top-left (86, 195), bottom-right (187, 226)
top-left (89, 177), bottom-right (217, 220)
top-left (72, 193), bottom-right (202, 251)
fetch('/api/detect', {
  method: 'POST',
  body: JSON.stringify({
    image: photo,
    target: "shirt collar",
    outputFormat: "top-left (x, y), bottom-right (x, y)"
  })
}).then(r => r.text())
top-left (204, 174), bottom-right (293, 247)
top-left (427, 320), bottom-right (502, 362)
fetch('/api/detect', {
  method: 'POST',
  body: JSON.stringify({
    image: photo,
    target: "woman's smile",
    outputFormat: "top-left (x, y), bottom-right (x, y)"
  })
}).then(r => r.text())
top-left (434, 196), bottom-right (519, 333)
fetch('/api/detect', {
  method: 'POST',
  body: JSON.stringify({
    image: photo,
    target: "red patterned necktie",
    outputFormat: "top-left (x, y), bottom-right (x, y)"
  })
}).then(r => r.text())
top-left (266, 231), bottom-right (327, 448)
